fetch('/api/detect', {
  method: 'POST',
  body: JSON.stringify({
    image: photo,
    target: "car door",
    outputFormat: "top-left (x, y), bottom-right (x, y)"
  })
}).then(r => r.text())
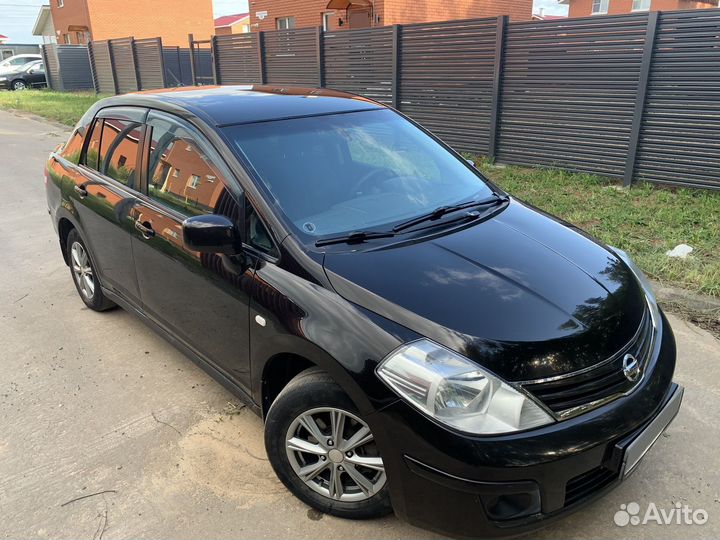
top-left (27, 62), bottom-right (45, 87)
top-left (67, 106), bottom-right (147, 303)
top-left (129, 111), bottom-right (255, 391)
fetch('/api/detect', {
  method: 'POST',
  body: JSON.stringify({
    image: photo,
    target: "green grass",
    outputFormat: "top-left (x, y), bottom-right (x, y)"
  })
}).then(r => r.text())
top-left (0, 89), bottom-right (104, 126)
top-left (474, 158), bottom-right (720, 297)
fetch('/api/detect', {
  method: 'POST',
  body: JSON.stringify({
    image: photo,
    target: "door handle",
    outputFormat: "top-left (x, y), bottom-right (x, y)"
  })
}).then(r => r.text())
top-left (134, 220), bottom-right (155, 239)
top-left (74, 184), bottom-right (88, 198)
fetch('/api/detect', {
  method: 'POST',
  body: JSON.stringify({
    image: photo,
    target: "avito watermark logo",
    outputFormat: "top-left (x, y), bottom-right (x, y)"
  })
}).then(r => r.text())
top-left (614, 501), bottom-right (709, 527)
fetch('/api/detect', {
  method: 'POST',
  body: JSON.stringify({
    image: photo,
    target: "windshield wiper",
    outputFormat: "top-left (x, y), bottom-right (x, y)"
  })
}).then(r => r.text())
top-left (315, 230), bottom-right (395, 247)
top-left (392, 195), bottom-right (509, 233)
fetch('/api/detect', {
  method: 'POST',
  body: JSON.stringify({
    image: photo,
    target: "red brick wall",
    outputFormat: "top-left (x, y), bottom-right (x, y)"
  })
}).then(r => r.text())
top-left (249, 0), bottom-right (531, 32)
top-left (566, 0), bottom-right (717, 18)
top-left (49, 0), bottom-right (214, 46)
top-left (384, 0), bottom-right (532, 25)
top-left (86, 0), bottom-right (214, 45)
top-left (50, 0), bottom-right (92, 44)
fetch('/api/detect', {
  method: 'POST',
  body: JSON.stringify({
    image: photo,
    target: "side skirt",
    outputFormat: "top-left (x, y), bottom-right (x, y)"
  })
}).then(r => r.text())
top-left (103, 287), bottom-right (262, 417)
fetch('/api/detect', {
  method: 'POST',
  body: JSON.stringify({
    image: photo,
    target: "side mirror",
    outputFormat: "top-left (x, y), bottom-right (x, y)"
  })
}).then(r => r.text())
top-left (182, 214), bottom-right (240, 254)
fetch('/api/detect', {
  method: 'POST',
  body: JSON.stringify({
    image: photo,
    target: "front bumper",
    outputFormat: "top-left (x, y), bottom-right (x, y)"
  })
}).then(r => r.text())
top-left (0, 79), bottom-right (10, 90)
top-left (369, 311), bottom-right (679, 538)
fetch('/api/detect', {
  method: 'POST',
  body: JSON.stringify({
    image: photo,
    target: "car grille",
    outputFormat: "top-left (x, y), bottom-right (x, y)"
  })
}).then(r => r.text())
top-left (522, 306), bottom-right (655, 418)
top-left (564, 466), bottom-right (618, 507)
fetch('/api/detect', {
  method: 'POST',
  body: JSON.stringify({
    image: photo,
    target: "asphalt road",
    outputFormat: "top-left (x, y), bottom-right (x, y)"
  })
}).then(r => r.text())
top-left (1, 109), bottom-right (719, 539)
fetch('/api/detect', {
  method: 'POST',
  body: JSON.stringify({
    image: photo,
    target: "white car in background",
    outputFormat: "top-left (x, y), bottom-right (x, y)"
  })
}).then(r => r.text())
top-left (0, 54), bottom-right (42, 76)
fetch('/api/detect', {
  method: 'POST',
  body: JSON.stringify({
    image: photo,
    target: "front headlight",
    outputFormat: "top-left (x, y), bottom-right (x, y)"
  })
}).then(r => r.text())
top-left (0, 77), bottom-right (7, 82)
top-left (610, 247), bottom-right (660, 329)
top-left (376, 339), bottom-right (554, 435)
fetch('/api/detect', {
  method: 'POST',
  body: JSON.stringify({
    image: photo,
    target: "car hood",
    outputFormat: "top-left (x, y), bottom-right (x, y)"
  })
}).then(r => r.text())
top-left (323, 200), bottom-right (647, 381)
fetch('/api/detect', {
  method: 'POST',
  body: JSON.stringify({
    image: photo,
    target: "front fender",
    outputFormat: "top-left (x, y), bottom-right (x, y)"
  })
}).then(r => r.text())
top-left (249, 259), bottom-right (409, 417)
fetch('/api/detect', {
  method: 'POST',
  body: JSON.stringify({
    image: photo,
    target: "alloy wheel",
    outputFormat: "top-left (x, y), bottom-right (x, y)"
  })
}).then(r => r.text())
top-left (71, 241), bottom-right (95, 299)
top-left (285, 407), bottom-right (386, 502)
top-left (12, 80), bottom-right (27, 90)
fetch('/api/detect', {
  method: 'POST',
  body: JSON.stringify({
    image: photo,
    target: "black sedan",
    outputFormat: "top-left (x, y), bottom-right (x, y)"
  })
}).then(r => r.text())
top-left (0, 60), bottom-right (46, 91)
top-left (44, 86), bottom-right (682, 538)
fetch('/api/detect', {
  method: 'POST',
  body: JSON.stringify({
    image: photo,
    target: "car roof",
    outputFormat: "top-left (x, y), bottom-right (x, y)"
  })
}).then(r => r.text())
top-left (99, 85), bottom-right (386, 127)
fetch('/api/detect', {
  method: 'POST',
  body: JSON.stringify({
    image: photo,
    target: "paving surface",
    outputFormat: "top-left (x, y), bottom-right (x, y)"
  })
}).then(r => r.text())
top-left (1, 109), bottom-right (719, 539)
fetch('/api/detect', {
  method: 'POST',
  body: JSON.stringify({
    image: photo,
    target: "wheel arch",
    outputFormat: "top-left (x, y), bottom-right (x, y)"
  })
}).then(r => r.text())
top-left (57, 217), bottom-right (75, 265)
top-left (260, 353), bottom-right (318, 418)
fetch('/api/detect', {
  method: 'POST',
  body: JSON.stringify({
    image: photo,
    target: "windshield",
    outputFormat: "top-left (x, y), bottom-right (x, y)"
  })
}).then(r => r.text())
top-left (224, 109), bottom-right (494, 239)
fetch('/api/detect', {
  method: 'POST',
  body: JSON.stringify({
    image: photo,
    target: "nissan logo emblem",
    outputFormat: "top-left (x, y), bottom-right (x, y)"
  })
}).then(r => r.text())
top-left (623, 354), bottom-right (642, 382)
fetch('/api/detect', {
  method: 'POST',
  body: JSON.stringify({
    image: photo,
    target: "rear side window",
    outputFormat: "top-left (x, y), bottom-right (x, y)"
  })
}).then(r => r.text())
top-left (84, 119), bottom-right (103, 170)
top-left (84, 117), bottom-right (141, 187)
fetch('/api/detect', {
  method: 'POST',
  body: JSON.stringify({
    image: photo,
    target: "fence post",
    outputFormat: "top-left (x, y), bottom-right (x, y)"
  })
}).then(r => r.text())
top-left (88, 41), bottom-right (98, 93)
top-left (188, 33), bottom-right (197, 86)
top-left (316, 26), bottom-right (324, 88)
top-left (256, 31), bottom-right (265, 84)
top-left (211, 35), bottom-right (219, 85)
top-left (107, 40), bottom-right (119, 94)
top-left (391, 25), bottom-right (400, 110)
top-left (157, 37), bottom-right (168, 88)
top-left (40, 45), bottom-right (54, 91)
top-left (130, 37), bottom-right (141, 91)
top-left (488, 15), bottom-right (507, 161)
top-left (624, 10), bottom-right (659, 187)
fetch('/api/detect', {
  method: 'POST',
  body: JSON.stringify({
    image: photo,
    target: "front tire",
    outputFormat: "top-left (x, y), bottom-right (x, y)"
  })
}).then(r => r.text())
top-left (265, 369), bottom-right (392, 519)
top-left (11, 79), bottom-right (27, 91)
top-left (66, 229), bottom-right (115, 312)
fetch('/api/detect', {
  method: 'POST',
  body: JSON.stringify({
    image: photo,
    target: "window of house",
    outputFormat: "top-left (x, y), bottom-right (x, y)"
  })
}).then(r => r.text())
top-left (187, 174), bottom-right (201, 189)
top-left (146, 117), bottom-right (231, 217)
top-left (591, 0), bottom-right (609, 14)
top-left (63, 34), bottom-right (71, 44)
top-left (276, 16), bottom-right (296, 30)
top-left (57, 0), bottom-right (64, 7)
top-left (632, 0), bottom-right (651, 10)
top-left (322, 12), bottom-right (333, 31)
top-left (84, 118), bottom-right (141, 186)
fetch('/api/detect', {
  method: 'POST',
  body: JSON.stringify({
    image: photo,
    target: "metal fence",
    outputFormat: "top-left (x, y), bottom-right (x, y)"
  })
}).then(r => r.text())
top-left (88, 37), bottom-right (167, 94)
top-left (83, 9), bottom-right (720, 190)
top-left (41, 44), bottom-right (94, 92)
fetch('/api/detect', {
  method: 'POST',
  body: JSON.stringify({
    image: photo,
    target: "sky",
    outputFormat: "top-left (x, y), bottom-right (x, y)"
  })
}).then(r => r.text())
top-left (1, 0), bottom-right (567, 44)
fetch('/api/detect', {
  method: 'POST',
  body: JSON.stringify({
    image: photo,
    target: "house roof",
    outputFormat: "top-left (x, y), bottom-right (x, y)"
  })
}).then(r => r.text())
top-left (32, 5), bottom-right (53, 37)
top-left (0, 34), bottom-right (8, 41)
top-left (214, 13), bottom-right (249, 28)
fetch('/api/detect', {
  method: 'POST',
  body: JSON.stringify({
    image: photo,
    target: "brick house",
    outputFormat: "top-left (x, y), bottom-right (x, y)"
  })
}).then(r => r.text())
top-left (215, 13), bottom-right (251, 35)
top-left (48, 0), bottom-right (214, 46)
top-left (559, 0), bottom-right (718, 18)
top-left (248, 0), bottom-right (533, 33)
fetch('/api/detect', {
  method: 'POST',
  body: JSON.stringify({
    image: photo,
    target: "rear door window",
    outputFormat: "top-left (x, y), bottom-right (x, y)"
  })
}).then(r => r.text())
top-left (84, 118), bottom-right (142, 188)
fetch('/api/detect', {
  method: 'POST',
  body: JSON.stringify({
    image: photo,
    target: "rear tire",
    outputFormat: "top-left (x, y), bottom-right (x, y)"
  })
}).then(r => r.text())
top-left (265, 369), bottom-right (392, 519)
top-left (66, 229), bottom-right (116, 312)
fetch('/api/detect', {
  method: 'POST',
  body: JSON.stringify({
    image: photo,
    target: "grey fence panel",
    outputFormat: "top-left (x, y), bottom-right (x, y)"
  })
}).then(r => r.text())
top-left (57, 46), bottom-right (93, 91)
top-left (134, 38), bottom-right (165, 90)
top-left (109, 38), bottom-right (138, 93)
top-left (42, 44), bottom-right (60, 90)
top-left (634, 9), bottom-right (720, 189)
top-left (163, 47), bottom-right (193, 86)
top-left (89, 41), bottom-right (116, 94)
top-left (497, 13), bottom-right (650, 178)
top-left (214, 33), bottom-right (260, 84)
top-left (399, 18), bottom-right (499, 154)
top-left (263, 28), bottom-right (319, 86)
top-left (323, 26), bottom-right (394, 104)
